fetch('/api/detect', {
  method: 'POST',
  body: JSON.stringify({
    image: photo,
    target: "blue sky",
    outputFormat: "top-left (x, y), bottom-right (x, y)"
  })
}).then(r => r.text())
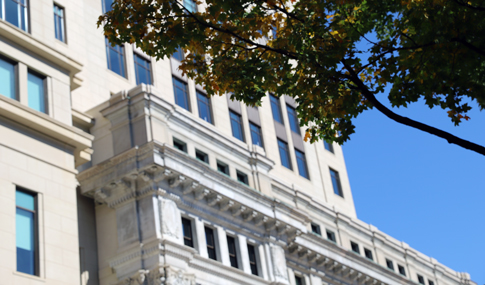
top-left (342, 98), bottom-right (485, 284)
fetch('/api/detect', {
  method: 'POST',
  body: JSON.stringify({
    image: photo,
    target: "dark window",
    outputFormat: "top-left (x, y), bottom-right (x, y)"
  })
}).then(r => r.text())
top-left (227, 236), bottom-right (238, 268)
top-left (134, 54), bottom-right (152, 85)
top-left (326, 229), bottom-right (336, 242)
top-left (330, 169), bottom-right (343, 197)
top-left (197, 91), bottom-right (212, 124)
top-left (247, 244), bottom-right (258, 275)
top-left (236, 170), bottom-right (248, 185)
top-left (205, 227), bottom-right (217, 260)
top-left (350, 241), bottom-right (360, 254)
top-left (311, 223), bottom-right (321, 236)
top-left (286, 105), bottom-right (300, 134)
top-left (270, 95), bottom-right (283, 124)
top-left (295, 275), bottom-right (304, 285)
top-left (386, 259), bottom-right (394, 271)
top-left (54, 4), bottom-right (65, 42)
top-left (399, 265), bottom-right (406, 276)
top-left (173, 138), bottom-right (187, 153)
top-left (364, 248), bottom-right (373, 260)
top-left (183, 0), bottom-right (197, 13)
top-left (249, 122), bottom-right (263, 147)
top-left (181, 218), bottom-right (193, 248)
top-left (16, 189), bottom-right (38, 276)
top-left (0, 56), bottom-right (16, 100)
top-left (195, 149), bottom-right (208, 164)
top-left (295, 150), bottom-right (309, 179)
top-left (417, 274), bottom-right (425, 284)
top-left (428, 280), bottom-right (435, 285)
top-left (173, 47), bottom-right (184, 61)
top-left (324, 141), bottom-right (334, 153)
top-left (217, 161), bottom-right (229, 175)
top-left (105, 37), bottom-right (126, 77)
top-left (102, 0), bottom-right (114, 13)
top-left (4, 0), bottom-right (28, 31)
top-left (229, 111), bottom-right (244, 141)
top-left (27, 71), bottom-right (46, 113)
top-left (277, 140), bottom-right (291, 169)
top-left (172, 77), bottom-right (190, 111)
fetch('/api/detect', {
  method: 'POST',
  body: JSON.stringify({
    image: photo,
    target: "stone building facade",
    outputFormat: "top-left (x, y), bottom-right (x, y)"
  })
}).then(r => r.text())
top-left (0, 0), bottom-right (477, 285)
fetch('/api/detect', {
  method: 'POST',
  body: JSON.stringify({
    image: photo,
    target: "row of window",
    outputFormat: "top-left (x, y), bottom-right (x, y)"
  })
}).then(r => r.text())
top-left (181, 217), bottom-right (260, 275)
top-left (173, 137), bottom-right (250, 185)
top-left (310, 222), bottom-right (337, 243)
top-left (0, 56), bottom-right (47, 113)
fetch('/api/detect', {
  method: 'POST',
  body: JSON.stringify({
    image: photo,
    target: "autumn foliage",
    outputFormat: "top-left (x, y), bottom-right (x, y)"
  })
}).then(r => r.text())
top-left (99, 0), bottom-right (485, 155)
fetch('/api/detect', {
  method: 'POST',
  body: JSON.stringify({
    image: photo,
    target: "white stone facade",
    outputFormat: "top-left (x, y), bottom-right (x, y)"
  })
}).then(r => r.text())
top-left (0, 1), bottom-right (476, 285)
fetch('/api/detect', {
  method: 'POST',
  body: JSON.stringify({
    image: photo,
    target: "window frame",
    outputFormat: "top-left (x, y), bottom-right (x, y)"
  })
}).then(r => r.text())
top-left (329, 168), bottom-right (344, 197)
top-left (134, 53), bottom-right (152, 86)
top-left (0, 55), bottom-right (17, 100)
top-left (172, 47), bottom-right (184, 61)
top-left (294, 275), bottom-right (305, 285)
top-left (102, 0), bottom-right (114, 13)
top-left (270, 95), bottom-right (283, 124)
top-left (277, 139), bottom-right (292, 170)
top-left (27, 70), bottom-right (47, 114)
top-left (324, 141), bottom-right (334, 153)
top-left (310, 223), bottom-right (321, 236)
top-left (247, 243), bottom-right (259, 276)
top-left (236, 170), bottom-right (249, 185)
top-left (1, 0), bottom-right (29, 32)
top-left (350, 241), bottom-right (360, 254)
top-left (173, 137), bottom-right (187, 153)
top-left (249, 122), bottom-right (264, 148)
top-left (15, 188), bottom-right (39, 276)
top-left (204, 226), bottom-right (218, 261)
top-left (216, 160), bottom-right (229, 175)
top-left (226, 235), bottom-right (239, 268)
top-left (172, 77), bottom-right (190, 111)
top-left (398, 264), bottom-right (407, 277)
top-left (326, 229), bottom-right (336, 243)
top-left (196, 91), bottom-right (213, 124)
top-left (195, 149), bottom-right (209, 164)
top-left (417, 274), bottom-right (425, 284)
top-left (53, 3), bottom-right (66, 43)
top-left (181, 217), bottom-right (194, 248)
top-left (295, 149), bottom-right (309, 179)
top-left (105, 37), bottom-right (126, 78)
top-left (229, 110), bottom-right (244, 142)
top-left (364, 248), bottom-right (373, 261)
top-left (286, 104), bottom-right (300, 134)
top-left (386, 259), bottom-right (394, 271)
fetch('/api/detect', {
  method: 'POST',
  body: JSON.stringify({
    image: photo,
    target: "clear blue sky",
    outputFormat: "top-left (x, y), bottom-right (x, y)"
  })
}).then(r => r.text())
top-left (342, 98), bottom-right (485, 284)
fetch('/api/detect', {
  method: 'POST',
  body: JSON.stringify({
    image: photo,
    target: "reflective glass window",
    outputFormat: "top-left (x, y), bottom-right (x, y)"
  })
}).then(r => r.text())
top-left (27, 71), bottom-right (46, 113)
top-left (0, 56), bottom-right (16, 99)
top-left (134, 54), bottom-right (152, 85)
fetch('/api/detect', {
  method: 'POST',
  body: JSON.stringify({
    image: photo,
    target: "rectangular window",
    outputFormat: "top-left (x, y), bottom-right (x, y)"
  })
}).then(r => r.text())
top-left (172, 47), bottom-right (184, 61)
top-left (173, 138), bottom-right (187, 153)
top-left (197, 91), bottom-right (213, 124)
top-left (105, 37), bottom-right (126, 77)
top-left (330, 169), bottom-right (343, 197)
top-left (286, 105), bottom-right (300, 134)
top-left (417, 274), bottom-right (425, 284)
top-left (172, 77), bottom-right (190, 111)
top-left (0, 56), bottom-right (16, 100)
top-left (226, 236), bottom-right (238, 268)
top-left (247, 244), bottom-right (258, 275)
top-left (428, 280), bottom-right (435, 285)
top-left (324, 141), bottom-right (334, 153)
top-left (277, 140), bottom-right (291, 169)
top-left (326, 229), bottom-right (336, 242)
top-left (229, 111), bottom-right (244, 141)
top-left (386, 259), bottom-right (394, 271)
top-left (398, 265), bottom-right (406, 277)
top-left (205, 227), bottom-right (217, 260)
top-left (3, 0), bottom-right (28, 31)
top-left (181, 217), bottom-right (194, 248)
top-left (16, 189), bottom-right (37, 276)
top-left (236, 170), bottom-right (248, 185)
top-left (350, 241), bottom-right (360, 254)
top-left (364, 248), bottom-right (373, 260)
top-left (195, 149), bottom-right (208, 164)
top-left (183, 0), bottom-right (197, 13)
top-left (311, 223), bottom-right (321, 236)
top-left (270, 95), bottom-right (283, 124)
top-left (217, 161), bottom-right (229, 175)
top-left (295, 275), bottom-right (304, 285)
top-left (53, 4), bottom-right (65, 42)
top-left (295, 150), bottom-right (309, 179)
top-left (27, 71), bottom-right (46, 113)
top-left (249, 122), bottom-right (263, 147)
top-left (134, 54), bottom-right (152, 85)
top-left (102, 0), bottom-right (114, 13)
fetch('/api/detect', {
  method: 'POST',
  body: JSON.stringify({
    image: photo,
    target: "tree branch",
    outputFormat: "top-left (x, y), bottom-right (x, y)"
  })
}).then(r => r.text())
top-left (342, 60), bottom-right (485, 156)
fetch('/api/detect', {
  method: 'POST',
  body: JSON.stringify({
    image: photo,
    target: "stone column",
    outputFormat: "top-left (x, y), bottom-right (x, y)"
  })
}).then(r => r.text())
top-left (194, 218), bottom-right (208, 258)
top-left (216, 226), bottom-right (230, 266)
top-left (237, 234), bottom-right (251, 274)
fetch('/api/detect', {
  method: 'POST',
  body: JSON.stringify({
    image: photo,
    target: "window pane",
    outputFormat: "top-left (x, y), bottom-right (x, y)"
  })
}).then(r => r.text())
top-left (330, 169), bottom-right (343, 197)
top-left (16, 208), bottom-right (35, 275)
top-left (278, 140), bottom-right (291, 169)
top-left (103, 0), bottom-right (114, 13)
top-left (16, 191), bottom-right (35, 211)
top-left (324, 141), bottom-right (334, 153)
top-left (173, 47), bottom-right (184, 61)
top-left (172, 78), bottom-right (189, 110)
top-left (270, 95), bottom-right (283, 123)
top-left (106, 38), bottom-right (125, 77)
top-left (28, 72), bottom-right (46, 113)
top-left (287, 105), bottom-right (300, 134)
top-left (249, 123), bottom-right (263, 147)
top-left (6, 0), bottom-right (20, 28)
top-left (54, 5), bottom-right (65, 42)
top-left (230, 111), bottom-right (244, 141)
top-left (247, 244), bottom-right (258, 275)
top-left (205, 227), bottom-right (217, 260)
top-left (227, 236), bottom-right (238, 268)
top-left (0, 57), bottom-right (16, 99)
top-left (197, 92), bottom-right (212, 123)
top-left (181, 218), bottom-right (193, 248)
top-left (134, 54), bottom-right (151, 85)
top-left (295, 150), bottom-right (309, 179)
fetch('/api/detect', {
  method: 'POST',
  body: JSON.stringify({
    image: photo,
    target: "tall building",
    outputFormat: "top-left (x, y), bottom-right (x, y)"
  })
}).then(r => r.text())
top-left (0, 0), bottom-right (476, 285)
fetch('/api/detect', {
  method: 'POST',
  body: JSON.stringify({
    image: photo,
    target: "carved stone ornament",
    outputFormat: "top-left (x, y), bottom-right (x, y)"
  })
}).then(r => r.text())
top-left (165, 267), bottom-right (195, 285)
top-left (270, 244), bottom-right (289, 282)
top-left (159, 197), bottom-right (182, 241)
